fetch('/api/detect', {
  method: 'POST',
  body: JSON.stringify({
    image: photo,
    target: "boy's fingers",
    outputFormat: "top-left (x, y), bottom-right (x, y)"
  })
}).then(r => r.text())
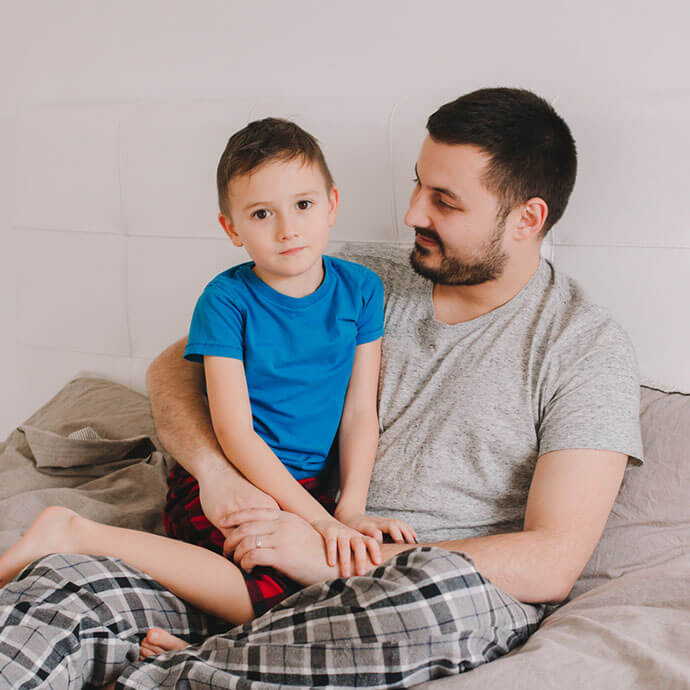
top-left (326, 536), bottom-right (338, 567)
top-left (389, 524), bottom-right (404, 543)
top-left (365, 537), bottom-right (382, 565)
top-left (353, 539), bottom-right (368, 575)
top-left (337, 536), bottom-right (352, 577)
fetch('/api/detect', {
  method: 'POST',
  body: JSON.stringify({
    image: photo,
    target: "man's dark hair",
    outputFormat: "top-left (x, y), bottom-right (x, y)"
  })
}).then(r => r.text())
top-left (216, 117), bottom-right (335, 215)
top-left (427, 88), bottom-right (577, 237)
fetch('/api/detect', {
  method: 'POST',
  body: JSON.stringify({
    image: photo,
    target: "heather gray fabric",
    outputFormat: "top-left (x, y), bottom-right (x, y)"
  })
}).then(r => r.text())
top-left (337, 244), bottom-right (644, 544)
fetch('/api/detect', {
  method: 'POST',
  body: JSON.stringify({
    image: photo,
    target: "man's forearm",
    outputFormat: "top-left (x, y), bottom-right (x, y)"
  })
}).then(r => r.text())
top-left (146, 338), bottom-right (239, 482)
top-left (380, 529), bottom-right (575, 604)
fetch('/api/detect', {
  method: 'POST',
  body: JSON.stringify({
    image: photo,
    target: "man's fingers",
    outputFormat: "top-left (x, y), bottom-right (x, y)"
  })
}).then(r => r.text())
top-left (239, 545), bottom-right (277, 573)
top-left (220, 508), bottom-right (281, 528)
top-left (223, 521), bottom-right (277, 558)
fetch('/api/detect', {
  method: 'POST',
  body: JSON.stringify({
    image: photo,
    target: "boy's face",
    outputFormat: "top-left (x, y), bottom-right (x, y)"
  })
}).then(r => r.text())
top-left (218, 158), bottom-right (337, 285)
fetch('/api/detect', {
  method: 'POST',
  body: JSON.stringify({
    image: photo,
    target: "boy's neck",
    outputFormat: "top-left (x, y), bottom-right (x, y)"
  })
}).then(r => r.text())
top-left (252, 258), bottom-right (325, 298)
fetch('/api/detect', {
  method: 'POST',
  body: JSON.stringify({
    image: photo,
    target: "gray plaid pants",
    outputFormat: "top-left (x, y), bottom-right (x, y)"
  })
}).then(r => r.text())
top-left (0, 548), bottom-right (545, 689)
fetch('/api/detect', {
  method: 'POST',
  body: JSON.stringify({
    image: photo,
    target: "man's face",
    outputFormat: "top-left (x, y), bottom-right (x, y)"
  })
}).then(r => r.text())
top-left (404, 136), bottom-right (510, 286)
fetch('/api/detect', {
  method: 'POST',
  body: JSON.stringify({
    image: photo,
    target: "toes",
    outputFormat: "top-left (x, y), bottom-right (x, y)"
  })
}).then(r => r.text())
top-left (145, 627), bottom-right (189, 651)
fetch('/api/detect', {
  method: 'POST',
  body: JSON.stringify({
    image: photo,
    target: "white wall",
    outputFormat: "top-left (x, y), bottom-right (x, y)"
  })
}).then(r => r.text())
top-left (3, 0), bottom-right (690, 438)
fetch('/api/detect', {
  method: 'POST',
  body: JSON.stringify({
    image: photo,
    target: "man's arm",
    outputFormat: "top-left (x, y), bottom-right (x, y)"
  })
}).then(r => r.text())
top-left (146, 338), bottom-right (278, 532)
top-left (381, 448), bottom-right (628, 603)
top-left (223, 448), bottom-right (627, 603)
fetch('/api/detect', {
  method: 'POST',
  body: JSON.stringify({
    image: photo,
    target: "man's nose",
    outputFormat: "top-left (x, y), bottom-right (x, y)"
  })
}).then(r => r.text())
top-left (404, 186), bottom-right (429, 229)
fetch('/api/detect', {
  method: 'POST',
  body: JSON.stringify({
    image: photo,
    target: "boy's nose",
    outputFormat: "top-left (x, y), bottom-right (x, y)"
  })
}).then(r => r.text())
top-left (277, 218), bottom-right (299, 241)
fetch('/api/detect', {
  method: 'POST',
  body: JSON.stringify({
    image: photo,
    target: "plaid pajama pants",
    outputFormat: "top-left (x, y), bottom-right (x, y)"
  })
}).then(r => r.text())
top-left (0, 548), bottom-right (545, 689)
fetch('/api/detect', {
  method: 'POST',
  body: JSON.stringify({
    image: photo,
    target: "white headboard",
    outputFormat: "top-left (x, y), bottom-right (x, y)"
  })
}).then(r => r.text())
top-left (4, 4), bottom-right (690, 437)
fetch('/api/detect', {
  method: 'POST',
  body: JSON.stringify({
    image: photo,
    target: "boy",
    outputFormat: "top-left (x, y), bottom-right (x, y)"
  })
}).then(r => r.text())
top-left (0, 118), bottom-right (415, 636)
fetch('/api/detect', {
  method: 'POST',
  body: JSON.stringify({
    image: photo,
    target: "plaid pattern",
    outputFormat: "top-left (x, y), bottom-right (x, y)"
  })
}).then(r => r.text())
top-left (0, 553), bottom-right (224, 689)
top-left (0, 548), bottom-right (544, 689)
top-left (164, 465), bottom-right (336, 617)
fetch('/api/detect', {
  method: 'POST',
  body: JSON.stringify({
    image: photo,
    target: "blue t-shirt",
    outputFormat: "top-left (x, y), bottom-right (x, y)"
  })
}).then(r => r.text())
top-left (184, 255), bottom-right (384, 479)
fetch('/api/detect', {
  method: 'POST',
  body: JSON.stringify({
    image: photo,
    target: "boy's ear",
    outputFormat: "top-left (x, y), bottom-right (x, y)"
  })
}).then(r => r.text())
top-left (218, 213), bottom-right (243, 247)
top-left (327, 186), bottom-right (339, 227)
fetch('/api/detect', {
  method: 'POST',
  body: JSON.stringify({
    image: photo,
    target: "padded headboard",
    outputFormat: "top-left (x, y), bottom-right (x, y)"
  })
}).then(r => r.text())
top-left (8, 92), bottom-right (690, 431)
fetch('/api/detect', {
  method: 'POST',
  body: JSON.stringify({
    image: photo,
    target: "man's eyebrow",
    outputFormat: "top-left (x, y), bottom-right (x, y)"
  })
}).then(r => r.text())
top-left (414, 164), bottom-right (464, 205)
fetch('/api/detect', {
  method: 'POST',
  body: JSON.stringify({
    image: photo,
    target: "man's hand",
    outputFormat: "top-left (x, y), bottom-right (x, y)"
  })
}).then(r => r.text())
top-left (221, 509), bottom-right (380, 585)
top-left (198, 464), bottom-right (279, 540)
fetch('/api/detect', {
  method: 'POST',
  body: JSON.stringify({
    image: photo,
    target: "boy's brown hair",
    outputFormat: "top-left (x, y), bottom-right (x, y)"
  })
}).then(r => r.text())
top-left (217, 117), bottom-right (335, 216)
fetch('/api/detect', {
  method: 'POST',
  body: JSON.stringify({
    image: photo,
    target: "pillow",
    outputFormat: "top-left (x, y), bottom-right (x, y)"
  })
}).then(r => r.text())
top-left (572, 385), bottom-right (690, 598)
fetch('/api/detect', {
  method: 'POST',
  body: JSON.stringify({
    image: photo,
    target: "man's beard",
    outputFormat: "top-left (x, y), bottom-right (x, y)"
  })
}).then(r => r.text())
top-left (409, 217), bottom-right (509, 286)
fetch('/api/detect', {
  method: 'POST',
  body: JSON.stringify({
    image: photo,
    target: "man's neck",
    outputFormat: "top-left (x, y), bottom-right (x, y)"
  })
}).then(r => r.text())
top-left (432, 253), bottom-right (541, 325)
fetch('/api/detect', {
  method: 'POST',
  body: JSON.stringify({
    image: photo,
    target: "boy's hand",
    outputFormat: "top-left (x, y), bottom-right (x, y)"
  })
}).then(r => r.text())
top-left (310, 518), bottom-right (382, 577)
top-left (336, 512), bottom-right (418, 545)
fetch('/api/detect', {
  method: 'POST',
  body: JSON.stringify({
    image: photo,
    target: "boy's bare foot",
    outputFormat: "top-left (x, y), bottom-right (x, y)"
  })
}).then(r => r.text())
top-left (0, 506), bottom-right (78, 586)
top-left (139, 627), bottom-right (190, 659)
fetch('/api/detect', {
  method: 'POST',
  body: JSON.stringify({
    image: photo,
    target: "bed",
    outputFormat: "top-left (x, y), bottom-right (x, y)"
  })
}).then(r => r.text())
top-left (2, 374), bottom-right (688, 688)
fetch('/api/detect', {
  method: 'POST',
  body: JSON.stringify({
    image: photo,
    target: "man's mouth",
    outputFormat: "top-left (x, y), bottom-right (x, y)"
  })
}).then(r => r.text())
top-left (415, 230), bottom-right (440, 248)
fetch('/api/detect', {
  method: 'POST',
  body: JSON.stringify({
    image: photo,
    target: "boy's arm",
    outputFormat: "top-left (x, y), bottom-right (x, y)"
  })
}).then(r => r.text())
top-left (333, 339), bottom-right (381, 521)
top-left (146, 338), bottom-right (279, 530)
top-left (204, 355), bottom-right (335, 525)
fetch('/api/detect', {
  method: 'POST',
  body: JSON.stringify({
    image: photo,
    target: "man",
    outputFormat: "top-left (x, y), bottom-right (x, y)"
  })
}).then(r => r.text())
top-left (0, 88), bottom-right (643, 688)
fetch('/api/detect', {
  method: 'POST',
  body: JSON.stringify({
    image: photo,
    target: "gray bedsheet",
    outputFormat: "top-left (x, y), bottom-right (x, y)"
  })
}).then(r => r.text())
top-left (1, 376), bottom-right (689, 688)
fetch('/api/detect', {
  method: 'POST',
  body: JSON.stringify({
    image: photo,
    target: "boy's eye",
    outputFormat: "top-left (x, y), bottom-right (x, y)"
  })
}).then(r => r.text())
top-left (296, 200), bottom-right (312, 210)
top-left (252, 209), bottom-right (271, 220)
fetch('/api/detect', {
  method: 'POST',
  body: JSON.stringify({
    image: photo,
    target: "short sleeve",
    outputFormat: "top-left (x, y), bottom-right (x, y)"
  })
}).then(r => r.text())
top-left (538, 321), bottom-right (644, 465)
top-left (356, 270), bottom-right (384, 345)
top-left (184, 283), bottom-right (244, 362)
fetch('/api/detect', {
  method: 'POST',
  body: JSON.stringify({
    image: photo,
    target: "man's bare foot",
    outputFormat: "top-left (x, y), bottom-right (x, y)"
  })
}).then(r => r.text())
top-left (139, 627), bottom-right (190, 659)
top-left (0, 506), bottom-right (79, 586)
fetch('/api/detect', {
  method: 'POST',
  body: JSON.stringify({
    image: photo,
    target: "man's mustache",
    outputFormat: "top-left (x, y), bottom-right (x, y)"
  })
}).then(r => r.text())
top-left (414, 227), bottom-right (443, 245)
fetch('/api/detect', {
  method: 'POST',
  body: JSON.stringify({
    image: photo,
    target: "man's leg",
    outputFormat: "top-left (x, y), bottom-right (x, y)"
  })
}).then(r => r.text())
top-left (0, 553), bottom-right (225, 689)
top-left (117, 546), bottom-right (545, 689)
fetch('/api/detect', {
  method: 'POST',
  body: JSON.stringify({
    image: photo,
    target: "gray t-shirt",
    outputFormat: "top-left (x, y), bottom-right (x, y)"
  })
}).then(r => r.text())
top-left (337, 244), bottom-right (644, 544)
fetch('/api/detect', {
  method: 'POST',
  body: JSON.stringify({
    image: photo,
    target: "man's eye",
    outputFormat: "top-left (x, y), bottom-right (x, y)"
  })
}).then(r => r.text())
top-left (296, 200), bottom-right (312, 210)
top-left (252, 209), bottom-right (271, 220)
top-left (436, 198), bottom-right (456, 211)
top-left (412, 176), bottom-right (421, 186)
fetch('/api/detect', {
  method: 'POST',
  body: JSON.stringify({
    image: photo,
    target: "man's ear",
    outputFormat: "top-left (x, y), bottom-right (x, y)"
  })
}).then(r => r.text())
top-left (327, 186), bottom-right (339, 227)
top-left (514, 197), bottom-right (548, 241)
top-left (218, 213), bottom-right (243, 247)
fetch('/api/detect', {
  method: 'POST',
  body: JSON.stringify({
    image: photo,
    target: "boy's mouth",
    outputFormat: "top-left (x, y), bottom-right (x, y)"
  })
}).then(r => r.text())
top-left (279, 247), bottom-right (305, 255)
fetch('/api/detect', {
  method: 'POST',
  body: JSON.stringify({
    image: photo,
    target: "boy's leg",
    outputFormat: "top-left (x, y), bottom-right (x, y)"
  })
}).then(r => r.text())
top-left (0, 506), bottom-right (254, 625)
top-left (0, 552), bottom-right (224, 689)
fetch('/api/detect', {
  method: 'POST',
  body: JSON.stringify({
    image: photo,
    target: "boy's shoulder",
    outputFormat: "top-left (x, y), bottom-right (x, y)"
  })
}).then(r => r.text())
top-left (203, 261), bottom-right (254, 295)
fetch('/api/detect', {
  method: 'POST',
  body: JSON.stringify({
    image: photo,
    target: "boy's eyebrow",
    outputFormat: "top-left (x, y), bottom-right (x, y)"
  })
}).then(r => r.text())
top-left (242, 190), bottom-right (321, 212)
top-left (415, 164), bottom-right (465, 206)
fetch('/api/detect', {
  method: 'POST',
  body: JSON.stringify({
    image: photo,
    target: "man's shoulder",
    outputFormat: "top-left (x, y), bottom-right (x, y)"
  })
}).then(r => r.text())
top-left (332, 242), bottom-right (412, 289)
top-left (540, 260), bottom-right (636, 363)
